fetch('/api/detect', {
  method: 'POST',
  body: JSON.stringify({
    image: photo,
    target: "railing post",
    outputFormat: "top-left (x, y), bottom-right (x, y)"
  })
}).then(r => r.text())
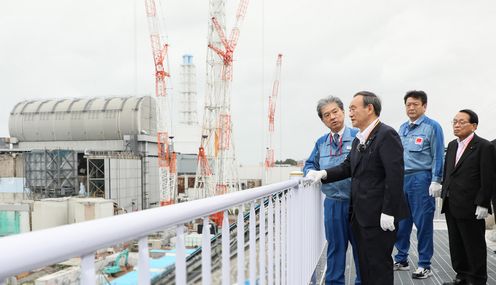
top-left (201, 217), bottom-right (212, 285)
top-left (176, 225), bottom-right (186, 284)
top-left (289, 177), bottom-right (304, 284)
top-left (288, 172), bottom-right (303, 285)
top-left (237, 204), bottom-right (245, 285)
top-left (259, 198), bottom-right (266, 285)
top-left (80, 252), bottom-right (95, 285)
top-left (222, 210), bottom-right (230, 285)
top-left (249, 202), bottom-right (256, 285)
top-left (275, 195), bottom-right (281, 285)
top-left (286, 189), bottom-right (294, 285)
top-left (304, 181), bottom-right (310, 284)
top-left (268, 197), bottom-right (274, 285)
top-left (281, 192), bottom-right (287, 285)
top-left (138, 236), bottom-right (150, 285)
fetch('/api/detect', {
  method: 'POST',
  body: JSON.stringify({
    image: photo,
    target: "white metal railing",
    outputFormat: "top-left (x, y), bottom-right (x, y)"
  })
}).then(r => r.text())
top-left (0, 178), bottom-right (325, 285)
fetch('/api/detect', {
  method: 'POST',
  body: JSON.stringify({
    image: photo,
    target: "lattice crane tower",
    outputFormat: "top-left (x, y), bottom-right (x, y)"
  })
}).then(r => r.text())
top-left (265, 54), bottom-right (283, 170)
top-left (144, 0), bottom-right (177, 206)
top-left (194, 0), bottom-right (249, 199)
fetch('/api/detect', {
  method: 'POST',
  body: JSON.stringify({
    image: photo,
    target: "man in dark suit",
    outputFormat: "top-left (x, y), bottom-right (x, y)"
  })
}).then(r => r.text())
top-left (307, 91), bottom-right (409, 285)
top-left (441, 109), bottom-right (496, 285)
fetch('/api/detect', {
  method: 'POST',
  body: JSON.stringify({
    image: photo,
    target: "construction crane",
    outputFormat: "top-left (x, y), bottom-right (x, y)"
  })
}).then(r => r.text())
top-left (194, 0), bottom-right (225, 201)
top-left (194, 0), bottom-right (248, 197)
top-left (144, 0), bottom-right (177, 206)
top-left (265, 54), bottom-right (283, 170)
top-left (195, 0), bottom-right (249, 225)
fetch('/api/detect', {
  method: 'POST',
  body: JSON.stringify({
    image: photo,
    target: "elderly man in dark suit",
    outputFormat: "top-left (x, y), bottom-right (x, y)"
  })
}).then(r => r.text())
top-left (307, 91), bottom-right (409, 285)
top-left (441, 109), bottom-right (496, 285)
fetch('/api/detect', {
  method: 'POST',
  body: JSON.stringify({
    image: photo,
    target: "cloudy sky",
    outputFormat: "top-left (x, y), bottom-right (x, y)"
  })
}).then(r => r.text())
top-left (1, 0), bottom-right (496, 164)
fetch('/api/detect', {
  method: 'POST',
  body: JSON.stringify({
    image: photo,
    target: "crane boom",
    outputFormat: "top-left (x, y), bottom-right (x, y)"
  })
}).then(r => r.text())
top-left (195, 0), bottom-right (250, 212)
top-left (265, 54), bottom-right (283, 169)
top-left (144, 0), bottom-right (176, 206)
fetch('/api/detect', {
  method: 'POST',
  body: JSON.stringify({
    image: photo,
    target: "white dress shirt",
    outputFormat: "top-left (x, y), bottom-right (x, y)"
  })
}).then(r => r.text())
top-left (356, 118), bottom-right (380, 144)
top-left (455, 132), bottom-right (474, 165)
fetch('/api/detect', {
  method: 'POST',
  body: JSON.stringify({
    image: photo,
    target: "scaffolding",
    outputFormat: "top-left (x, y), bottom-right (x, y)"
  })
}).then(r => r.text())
top-left (87, 158), bottom-right (105, 198)
top-left (24, 150), bottom-right (78, 199)
top-left (194, 0), bottom-right (249, 200)
top-left (86, 151), bottom-right (141, 199)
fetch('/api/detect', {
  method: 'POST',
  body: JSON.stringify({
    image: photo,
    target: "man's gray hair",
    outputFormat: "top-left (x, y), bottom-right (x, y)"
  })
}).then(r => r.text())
top-left (317, 96), bottom-right (344, 119)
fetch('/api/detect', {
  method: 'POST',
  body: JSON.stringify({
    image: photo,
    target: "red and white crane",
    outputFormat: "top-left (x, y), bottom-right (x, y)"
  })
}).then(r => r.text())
top-left (195, 0), bottom-right (249, 204)
top-left (265, 54), bottom-right (283, 169)
top-left (144, 0), bottom-right (176, 206)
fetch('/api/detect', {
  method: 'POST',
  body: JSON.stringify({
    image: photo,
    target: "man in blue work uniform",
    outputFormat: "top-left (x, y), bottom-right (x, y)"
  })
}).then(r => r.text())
top-left (304, 96), bottom-right (360, 285)
top-left (394, 90), bottom-right (444, 279)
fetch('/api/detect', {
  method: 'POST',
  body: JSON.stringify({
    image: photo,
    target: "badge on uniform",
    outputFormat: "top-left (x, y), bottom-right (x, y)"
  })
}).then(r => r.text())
top-left (415, 137), bottom-right (423, 144)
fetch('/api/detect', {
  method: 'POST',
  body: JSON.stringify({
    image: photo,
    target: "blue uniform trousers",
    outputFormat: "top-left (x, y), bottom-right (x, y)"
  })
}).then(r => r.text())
top-left (394, 170), bottom-right (435, 268)
top-left (324, 198), bottom-right (361, 285)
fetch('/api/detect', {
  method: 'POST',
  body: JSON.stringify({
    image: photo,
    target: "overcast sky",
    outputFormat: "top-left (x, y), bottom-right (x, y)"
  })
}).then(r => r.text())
top-left (1, 1), bottom-right (496, 164)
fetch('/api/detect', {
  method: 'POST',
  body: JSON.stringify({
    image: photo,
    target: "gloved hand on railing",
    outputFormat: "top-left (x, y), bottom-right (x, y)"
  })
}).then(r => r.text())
top-left (428, 182), bottom-right (442, 198)
top-left (305, 170), bottom-right (327, 183)
top-left (475, 206), bottom-right (489, 220)
top-left (380, 213), bottom-right (395, 231)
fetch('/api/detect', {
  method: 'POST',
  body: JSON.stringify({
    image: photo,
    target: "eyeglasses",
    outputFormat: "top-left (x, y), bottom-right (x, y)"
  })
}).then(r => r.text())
top-left (452, 120), bottom-right (472, 126)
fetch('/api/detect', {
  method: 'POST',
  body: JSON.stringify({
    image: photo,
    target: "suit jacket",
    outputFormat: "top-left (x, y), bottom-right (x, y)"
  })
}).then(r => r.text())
top-left (441, 134), bottom-right (496, 219)
top-left (322, 122), bottom-right (409, 227)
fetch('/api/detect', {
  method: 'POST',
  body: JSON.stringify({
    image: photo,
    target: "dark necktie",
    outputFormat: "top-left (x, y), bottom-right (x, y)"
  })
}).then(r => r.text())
top-left (409, 123), bottom-right (416, 130)
top-left (333, 133), bottom-right (340, 147)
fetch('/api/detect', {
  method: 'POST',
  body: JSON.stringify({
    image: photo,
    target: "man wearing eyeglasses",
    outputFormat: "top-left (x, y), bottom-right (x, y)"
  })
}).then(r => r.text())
top-left (303, 96), bottom-right (361, 285)
top-left (393, 90), bottom-right (445, 279)
top-left (441, 109), bottom-right (495, 285)
top-left (306, 91), bottom-right (408, 285)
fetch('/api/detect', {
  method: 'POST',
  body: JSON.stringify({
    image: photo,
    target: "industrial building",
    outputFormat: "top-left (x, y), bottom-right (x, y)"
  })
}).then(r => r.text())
top-left (0, 94), bottom-right (298, 237)
top-left (0, 96), bottom-right (160, 228)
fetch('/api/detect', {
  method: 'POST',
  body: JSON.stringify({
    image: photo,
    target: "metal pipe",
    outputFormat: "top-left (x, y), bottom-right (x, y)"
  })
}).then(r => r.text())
top-left (221, 211), bottom-right (230, 285)
top-left (80, 253), bottom-right (95, 285)
top-left (249, 202), bottom-right (256, 284)
top-left (201, 217), bottom-right (212, 285)
top-left (175, 225), bottom-right (186, 284)
top-left (237, 204), bottom-right (245, 285)
top-left (268, 197), bottom-right (274, 285)
top-left (259, 198), bottom-right (266, 285)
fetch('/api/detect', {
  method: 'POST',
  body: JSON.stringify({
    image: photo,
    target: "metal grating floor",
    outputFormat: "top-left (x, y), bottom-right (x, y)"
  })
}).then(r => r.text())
top-left (342, 229), bottom-right (496, 285)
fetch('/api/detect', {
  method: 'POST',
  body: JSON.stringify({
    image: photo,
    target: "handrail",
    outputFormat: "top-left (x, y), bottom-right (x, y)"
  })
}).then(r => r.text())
top-left (152, 192), bottom-right (277, 283)
top-left (0, 179), bottom-right (299, 280)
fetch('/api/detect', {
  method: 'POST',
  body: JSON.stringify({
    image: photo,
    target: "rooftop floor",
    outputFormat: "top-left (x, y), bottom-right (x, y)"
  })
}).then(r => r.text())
top-left (342, 229), bottom-right (496, 285)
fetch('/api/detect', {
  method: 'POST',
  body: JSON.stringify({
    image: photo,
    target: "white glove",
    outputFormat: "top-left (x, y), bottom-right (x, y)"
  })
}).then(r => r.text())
top-left (475, 206), bottom-right (489, 220)
top-left (428, 182), bottom-right (442, 198)
top-left (380, 213), bottom-right (395, 231)
top-left (305, 170), bottom-right (327, 183)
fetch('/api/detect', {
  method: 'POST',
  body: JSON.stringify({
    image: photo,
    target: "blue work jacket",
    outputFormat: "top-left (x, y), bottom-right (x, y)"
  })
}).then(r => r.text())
top-left (303, 126), bottom-right (358, 200)
top-left (399, 115), bottom-right (444, 183)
